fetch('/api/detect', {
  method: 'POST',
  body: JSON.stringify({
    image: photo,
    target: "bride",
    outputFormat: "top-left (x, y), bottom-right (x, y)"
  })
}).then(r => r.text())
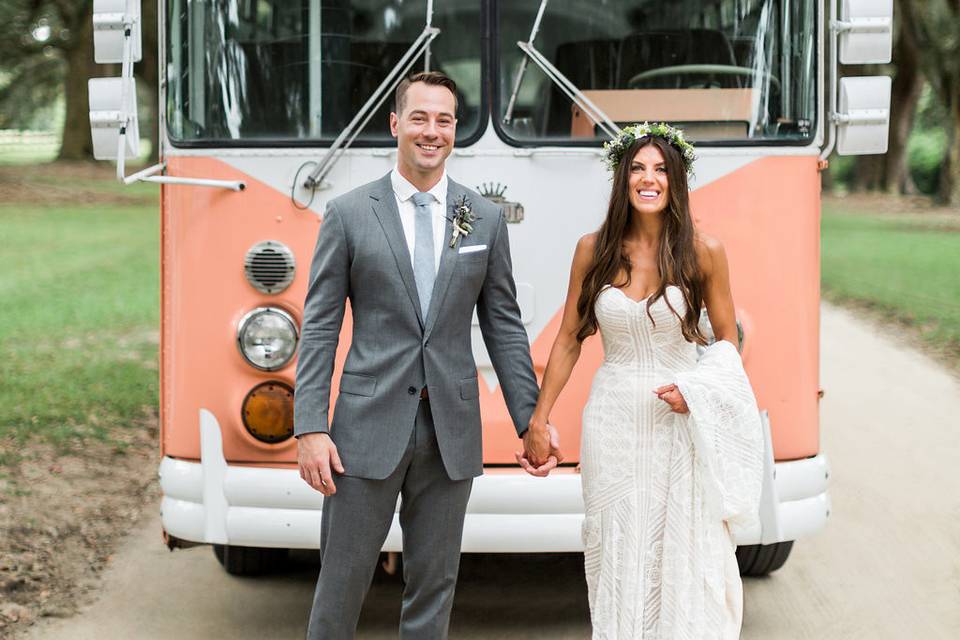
top-left (522, 123), bottom-right (764, 639)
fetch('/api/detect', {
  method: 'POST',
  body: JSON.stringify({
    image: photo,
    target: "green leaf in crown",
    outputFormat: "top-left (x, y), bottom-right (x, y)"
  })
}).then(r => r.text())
top-left (602, 122), bottom-right (697, 176)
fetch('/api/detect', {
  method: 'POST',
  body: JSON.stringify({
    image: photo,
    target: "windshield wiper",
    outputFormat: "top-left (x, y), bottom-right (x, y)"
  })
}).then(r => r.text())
top-left (303, 3), bottom-right (439, 192)
top-left (503, 0), bottom-right (619, 140)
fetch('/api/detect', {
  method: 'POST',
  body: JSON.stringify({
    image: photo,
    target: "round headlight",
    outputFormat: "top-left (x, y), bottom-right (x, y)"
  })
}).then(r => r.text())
top-left (237, 307), bottom-right (299, 371)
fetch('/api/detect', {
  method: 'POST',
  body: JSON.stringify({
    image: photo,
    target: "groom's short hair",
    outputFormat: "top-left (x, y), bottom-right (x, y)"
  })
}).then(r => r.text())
top-left (395, 71), bottom-right (458, 116)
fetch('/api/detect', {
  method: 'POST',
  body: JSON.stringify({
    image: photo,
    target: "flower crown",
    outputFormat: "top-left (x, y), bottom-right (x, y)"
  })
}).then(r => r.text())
top-left (602, 122), bottom-right (696, 175)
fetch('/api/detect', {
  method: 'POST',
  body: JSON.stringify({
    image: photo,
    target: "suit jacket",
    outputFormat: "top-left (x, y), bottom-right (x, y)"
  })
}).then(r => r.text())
top-left (294, 173), bottom-right (539, 481)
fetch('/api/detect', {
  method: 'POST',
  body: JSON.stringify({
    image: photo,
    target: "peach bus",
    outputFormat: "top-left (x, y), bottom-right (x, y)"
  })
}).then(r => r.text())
top-left (88, 0), bottom-right (892, 576)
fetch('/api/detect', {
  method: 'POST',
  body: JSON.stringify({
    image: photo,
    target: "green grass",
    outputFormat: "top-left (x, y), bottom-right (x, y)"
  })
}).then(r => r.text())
top-left (0, 137), bottom-right (154, 166)
top-left (821, 203), bottom-right (960, 358)
top-left (0, 197), bottom-right (160, 446)
top-left (0, 143), bottom-right (59, 165)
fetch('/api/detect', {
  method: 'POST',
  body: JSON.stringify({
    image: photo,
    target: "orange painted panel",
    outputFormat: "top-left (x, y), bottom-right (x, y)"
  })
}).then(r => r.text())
top-left (693, 156), bottom-right (821, 460)
top-left (161, 157), bottom-right (352, 462)
top-left (161, 155), bottom-right (820, 466)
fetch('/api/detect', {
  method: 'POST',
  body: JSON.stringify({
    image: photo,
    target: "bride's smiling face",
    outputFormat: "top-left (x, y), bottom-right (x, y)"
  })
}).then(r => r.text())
top-left (627, 144), bottom-right (670, 216)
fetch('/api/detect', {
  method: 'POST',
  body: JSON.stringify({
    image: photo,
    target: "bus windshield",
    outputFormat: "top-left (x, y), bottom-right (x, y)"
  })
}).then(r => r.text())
top-left (165, 0), bottom-right (483, 145)
top-left (496, 0), bottom-right (816, 145)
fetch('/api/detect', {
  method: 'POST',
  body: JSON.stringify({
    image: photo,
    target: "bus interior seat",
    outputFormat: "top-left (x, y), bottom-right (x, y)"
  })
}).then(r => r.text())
top-left (324, 39), bottom-right (476, 139)
top-left (316, 39), bottom-right (425, 136)
top-left (543, 38), bottom-right (620, 136)
top-left (730, 35), bottom-right (758, 68)
top-left (617, 29), bottom-right (740, 89)
top-left (235, 40), bottom-right (310, 138)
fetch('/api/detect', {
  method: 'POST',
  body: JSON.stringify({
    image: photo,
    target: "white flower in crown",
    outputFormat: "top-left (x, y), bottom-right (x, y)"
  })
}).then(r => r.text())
top-left (448, 194), bottom-right (478, 249)
top-left (602, 121), bottom-right (697, 176)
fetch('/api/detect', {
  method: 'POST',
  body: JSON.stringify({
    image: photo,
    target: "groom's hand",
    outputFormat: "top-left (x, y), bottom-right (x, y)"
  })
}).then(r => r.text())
top-left (516, 423), bottom-right (563, 477)
top-left (298, 432), bottom-right (345, 496)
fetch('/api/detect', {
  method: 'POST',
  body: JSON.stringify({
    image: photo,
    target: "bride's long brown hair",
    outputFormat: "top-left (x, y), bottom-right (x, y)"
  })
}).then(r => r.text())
top-left (575, 136), bottom-right (707, 345)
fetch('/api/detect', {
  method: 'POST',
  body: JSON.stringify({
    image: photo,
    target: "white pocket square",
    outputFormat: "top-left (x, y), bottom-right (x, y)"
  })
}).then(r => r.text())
top-left (458, 244), bottom-right (487, 254)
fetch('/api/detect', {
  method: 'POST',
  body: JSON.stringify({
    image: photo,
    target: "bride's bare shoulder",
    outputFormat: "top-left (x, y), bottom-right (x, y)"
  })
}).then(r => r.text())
top-left (574, 232), bottom-right (598, 259)
top-left (570, 233), bottom-right (598, 275)
top-left (577, 231), bottom-right (600, 255)
top-left (694, 232), bottom-right (727, 276)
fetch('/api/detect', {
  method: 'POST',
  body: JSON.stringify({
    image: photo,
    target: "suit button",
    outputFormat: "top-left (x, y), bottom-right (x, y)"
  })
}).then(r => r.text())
top-left (408, 386), bottom-right (417, 395)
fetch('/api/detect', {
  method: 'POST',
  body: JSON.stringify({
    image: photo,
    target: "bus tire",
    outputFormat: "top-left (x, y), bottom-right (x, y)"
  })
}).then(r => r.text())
top-left (735, 541), bottom-right (793, 576)
top-left (212, 544), bottom-right (288, 576)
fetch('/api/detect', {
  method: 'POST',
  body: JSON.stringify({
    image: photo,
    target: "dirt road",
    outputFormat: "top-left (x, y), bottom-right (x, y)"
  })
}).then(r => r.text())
top-left (23, 304), bottom-right (960, 639)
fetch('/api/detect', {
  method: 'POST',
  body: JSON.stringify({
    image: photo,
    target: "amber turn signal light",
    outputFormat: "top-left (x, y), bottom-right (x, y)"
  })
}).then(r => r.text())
top-left (241, 381), bottom-right (294, 444)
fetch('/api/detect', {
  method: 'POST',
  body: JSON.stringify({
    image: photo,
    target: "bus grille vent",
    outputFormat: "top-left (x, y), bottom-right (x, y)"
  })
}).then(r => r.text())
top-left (244, 241), bottom-right (296, 294)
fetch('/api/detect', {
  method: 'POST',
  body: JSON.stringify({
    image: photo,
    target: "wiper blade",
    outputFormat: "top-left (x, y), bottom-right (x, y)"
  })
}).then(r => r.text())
top-left (516, 40), bottom-right (619, 140)
top-left (503, 0), bottom-right (549, 125)
top-left (502, 0), bottom-right (619, 140)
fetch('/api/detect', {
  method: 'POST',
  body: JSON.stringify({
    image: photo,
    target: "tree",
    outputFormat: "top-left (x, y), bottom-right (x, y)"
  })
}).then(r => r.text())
top-left (54, 1), bottom-right (96, 160)
top-left (883, 0), bottom-right (924, 195)
top-left (847, 0), bottom-right (923, 195)
top-left (0, 1), bottom-right (67, 130)
top-left (900, 0), bottom-right (960, 204)
top-left (0, 1), bottom-right (98, 160)
top-left (0, 0), bottom-right (159, 162)
top-left (139, 0), bottom-right (158, 162)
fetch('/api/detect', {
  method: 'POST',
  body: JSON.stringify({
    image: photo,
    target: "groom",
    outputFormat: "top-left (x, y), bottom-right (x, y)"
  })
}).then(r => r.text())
top-left (294, 71), bottom-right (560, 639)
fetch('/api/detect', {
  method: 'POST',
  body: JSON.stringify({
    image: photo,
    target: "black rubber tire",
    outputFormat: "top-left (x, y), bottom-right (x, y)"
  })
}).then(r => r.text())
top-left (735, 541), bottom-right (793, 576)
top-left (212, 544), bottom-right (288, 576)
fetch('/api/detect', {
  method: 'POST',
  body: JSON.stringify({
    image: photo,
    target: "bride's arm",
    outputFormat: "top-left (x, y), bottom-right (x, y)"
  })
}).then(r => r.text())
top-left (527, 234), bottom-right (596, 431)
top-left (698, 233), bottom-right (738, 347)
top-left (656, 234), bottom-right (737, 414)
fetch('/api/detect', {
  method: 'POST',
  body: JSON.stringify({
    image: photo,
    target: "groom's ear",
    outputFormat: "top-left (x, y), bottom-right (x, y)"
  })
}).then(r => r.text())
top-left (389, 112), bottom-right (399, 139)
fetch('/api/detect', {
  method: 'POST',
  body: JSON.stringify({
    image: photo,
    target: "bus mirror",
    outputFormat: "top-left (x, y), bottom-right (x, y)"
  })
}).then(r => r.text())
top-left (93, 0), bottom-right (142, 64)
top-left (838, 0), bottom-right (892, 64)
top-left (836, 76), bottom-right (890, 156)
top-left (89, 77), bottom-right (140, 160)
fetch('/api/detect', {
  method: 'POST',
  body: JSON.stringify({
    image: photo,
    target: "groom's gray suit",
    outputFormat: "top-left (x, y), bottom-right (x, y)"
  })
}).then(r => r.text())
top-left (294, 172), bottom-right (539, 639)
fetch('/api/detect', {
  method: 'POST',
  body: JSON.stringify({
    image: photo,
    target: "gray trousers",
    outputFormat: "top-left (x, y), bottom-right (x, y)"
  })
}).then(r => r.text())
top-left (307, 400), bottom-right (473, 639)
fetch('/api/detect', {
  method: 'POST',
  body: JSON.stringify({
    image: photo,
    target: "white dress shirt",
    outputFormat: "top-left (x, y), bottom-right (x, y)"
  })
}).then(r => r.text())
top-left (390, 167), bottom-right (447, 274)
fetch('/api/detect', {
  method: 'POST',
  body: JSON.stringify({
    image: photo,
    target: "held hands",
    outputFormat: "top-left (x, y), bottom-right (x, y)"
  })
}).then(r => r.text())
top-left (515, 420), bottom-right (564, 477)
top-left (653, 383), bottom-right (689, 414)
top-left (298, 432), bottom-right (345, 496)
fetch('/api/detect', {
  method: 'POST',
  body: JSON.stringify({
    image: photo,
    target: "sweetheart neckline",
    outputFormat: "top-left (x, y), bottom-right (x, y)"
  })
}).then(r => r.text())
top-left (603, 284), bottom-right (679, 305)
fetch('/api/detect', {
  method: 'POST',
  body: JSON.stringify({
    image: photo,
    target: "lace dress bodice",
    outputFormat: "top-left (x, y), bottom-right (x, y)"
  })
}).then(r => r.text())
top-left (595, 284), bottom-right (698, 374)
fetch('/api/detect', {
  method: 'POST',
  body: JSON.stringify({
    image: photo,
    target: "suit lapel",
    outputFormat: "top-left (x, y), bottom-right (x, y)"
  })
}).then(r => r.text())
top-left (369, 174), bottom-right (424, 328)
top-left (423, 179), bottom-right (462, 340)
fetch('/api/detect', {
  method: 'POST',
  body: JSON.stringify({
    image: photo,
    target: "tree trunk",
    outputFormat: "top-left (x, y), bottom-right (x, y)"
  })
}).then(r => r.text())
top-left (851, 155), bottom-right (883, 192)
top-left (885, 1), bottom-right (924, 194)
top-left (138, 0), bottom-right (160, 162)
top-left (937, 95), bottom-right (960, 204)
top-left (57, 4), bottom-right (95, 161)
top-left (821, 162), bottom-right (835, 192)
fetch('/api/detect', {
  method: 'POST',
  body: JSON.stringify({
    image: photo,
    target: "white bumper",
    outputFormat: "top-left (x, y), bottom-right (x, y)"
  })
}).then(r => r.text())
top-left (159, 409), bottom-right (830, 552)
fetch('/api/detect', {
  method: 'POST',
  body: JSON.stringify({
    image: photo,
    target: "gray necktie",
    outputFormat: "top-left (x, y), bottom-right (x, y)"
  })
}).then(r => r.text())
top-left (411, 191), bottom-right (435, 317)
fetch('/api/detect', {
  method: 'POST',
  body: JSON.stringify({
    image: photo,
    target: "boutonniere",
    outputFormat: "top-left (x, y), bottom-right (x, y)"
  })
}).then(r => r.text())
top-left (448, 195), bottom-right (479, 249)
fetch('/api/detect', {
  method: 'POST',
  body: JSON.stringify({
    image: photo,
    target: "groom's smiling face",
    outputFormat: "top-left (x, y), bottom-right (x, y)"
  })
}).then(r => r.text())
top-left (391, 82), bottom-right (457, 179)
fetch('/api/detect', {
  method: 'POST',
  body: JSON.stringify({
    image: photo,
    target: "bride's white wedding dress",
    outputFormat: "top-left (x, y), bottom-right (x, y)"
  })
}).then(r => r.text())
top-left (581, 285), bottom-right (764, 640)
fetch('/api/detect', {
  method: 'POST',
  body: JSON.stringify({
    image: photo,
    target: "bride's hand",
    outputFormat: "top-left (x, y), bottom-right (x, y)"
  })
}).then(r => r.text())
top-left (516, 421), bottom-right (563, 476)
top-left (653, 384), bottom-right (689, 414)
top-left (522, 418), bottom-right (552, 466)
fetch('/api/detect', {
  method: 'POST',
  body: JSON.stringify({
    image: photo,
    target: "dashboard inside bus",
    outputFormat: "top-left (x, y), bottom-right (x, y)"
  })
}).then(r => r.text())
top-left (165, 0), bottom-right (816, 147)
